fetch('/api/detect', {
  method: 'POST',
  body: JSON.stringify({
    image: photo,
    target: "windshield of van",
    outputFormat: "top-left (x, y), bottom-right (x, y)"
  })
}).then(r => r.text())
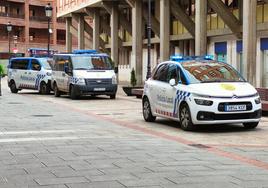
top-left (181, 61), bottom-right (246, 83)
top-left (38, 58), bottom-right (52, 70)
top-left (71, 56), bottom-right (113, 70)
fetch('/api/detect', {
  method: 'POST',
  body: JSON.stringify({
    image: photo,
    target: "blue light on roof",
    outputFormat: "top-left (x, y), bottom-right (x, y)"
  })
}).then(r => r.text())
top-left (204, 55), bottom-right (214, 60)
top-left (72, 49), bottom-right (98, 54)
top-left (170, 55), bottom-right (183, 62)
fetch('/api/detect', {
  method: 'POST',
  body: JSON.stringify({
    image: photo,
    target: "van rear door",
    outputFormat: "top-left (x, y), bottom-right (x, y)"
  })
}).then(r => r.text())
top-left (10, 59), bottom-right (29, 89)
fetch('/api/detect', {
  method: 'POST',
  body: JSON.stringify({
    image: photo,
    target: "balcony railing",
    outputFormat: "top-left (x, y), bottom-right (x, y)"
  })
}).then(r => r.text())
top-left (30, 16), bottom-right (49, 22)
top-left (0, 36), bottom-right (25, 42)
top-left (0, 12), bottom-right (24, 19)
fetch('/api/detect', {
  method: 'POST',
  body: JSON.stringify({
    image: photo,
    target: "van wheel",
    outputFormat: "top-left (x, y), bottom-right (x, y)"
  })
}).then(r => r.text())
top-left (39, 82), bottom-right (50, 95)
top-left (53, 83), bottom-right (61, 97)
top-left (179, 103), bottom-right (195, 131)
top-left (70, 85), bottom-right (79, 100)
top-left (143, 97), bottom-right (156, 122)
top-left (10, 81), bottom-right (18, 93)
top-left (243, 122), bottom-right (259, 129)
top-left (110, 94), bottom-right (116, 99)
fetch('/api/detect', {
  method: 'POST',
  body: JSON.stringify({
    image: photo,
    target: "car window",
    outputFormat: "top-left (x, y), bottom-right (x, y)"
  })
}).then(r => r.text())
top-left (31, 59), bottom-right (41, 71)
top-left (10, 59), bottom-right (29, 70)
top-left (55, 56), bottom-right (71, 71)
top-left (167, 64), bottom-right (179, 83)
top-left (153, 64), bottom-right (168, 82)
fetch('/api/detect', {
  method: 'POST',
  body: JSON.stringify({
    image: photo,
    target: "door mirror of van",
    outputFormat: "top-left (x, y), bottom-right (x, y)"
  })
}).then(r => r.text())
top-left (64, 63), bottom-right (72, 74)
top-left (114, 67), bottom-right (118, 74)
top-left (169, 78), bottom-right (176, 87)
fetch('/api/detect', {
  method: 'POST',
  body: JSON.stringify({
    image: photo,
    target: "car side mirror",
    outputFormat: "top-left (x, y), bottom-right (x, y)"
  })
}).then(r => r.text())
top-left (169, 78), bottom-right (176, 87)
top-left (64, 63), bottom-right (71, 74)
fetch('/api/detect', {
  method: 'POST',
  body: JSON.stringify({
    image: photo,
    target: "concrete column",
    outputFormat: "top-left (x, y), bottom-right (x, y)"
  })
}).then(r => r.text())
top-left (66, 17), bottom-right (72, 53)
top-left (77, 14), bottom-right (85, 49)
top-left (93, 9), bottom-right (100, 50)
top-left (52, 0), bottom-right (57, 46)
top-left (24, 0), bottom-right (29, 44)
top-left (160, 0), bottom-right (170, 62)
top-left (111, 3), bottom-right (119, 74)
top-left (243, 0), bottom-right (256, 85)
top-left (189, 39), bottom-right (195, 56)
top-left (195, 0), bottom-right (207, 55)
top-left (132, 0), bottom-right (143, 85)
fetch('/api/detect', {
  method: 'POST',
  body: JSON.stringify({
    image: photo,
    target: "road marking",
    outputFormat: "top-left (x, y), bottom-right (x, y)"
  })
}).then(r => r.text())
top-left (0, 136), bottom-right (81, 143)
top-left (0, 130), bottom-right (85, 135)
top-left (24, 93), bottom-right (268, 171)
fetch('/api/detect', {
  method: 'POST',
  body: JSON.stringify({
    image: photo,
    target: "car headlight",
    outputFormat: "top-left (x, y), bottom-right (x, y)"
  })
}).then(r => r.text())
top-left (255, 97), bottom-right (261, 104)
top-left (194, 99), bottom-right (213, 106)
top-left (112, 75), bottom-right (117, 84)
top-left (77, 78), bottom-right (85, 85)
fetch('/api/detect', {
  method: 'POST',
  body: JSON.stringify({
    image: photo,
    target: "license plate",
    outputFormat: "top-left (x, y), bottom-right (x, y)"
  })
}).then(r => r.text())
top-left (225, 105), bottom-right (246, 112)
top-left (94, 88), bottom-right (105, 91)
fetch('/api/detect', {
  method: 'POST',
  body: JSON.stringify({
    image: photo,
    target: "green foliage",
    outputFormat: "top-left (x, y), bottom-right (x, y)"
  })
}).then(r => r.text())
top-left (130, 68), bottom-right (137, 87)
top-left (0, 64), bottom-right (5, 76)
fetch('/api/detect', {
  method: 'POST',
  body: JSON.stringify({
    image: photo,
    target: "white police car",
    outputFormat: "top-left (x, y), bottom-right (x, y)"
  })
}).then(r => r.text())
top-left (8, 57), bottom-right (52, 94)
top-left (142, 56), bottom-right (261, 131)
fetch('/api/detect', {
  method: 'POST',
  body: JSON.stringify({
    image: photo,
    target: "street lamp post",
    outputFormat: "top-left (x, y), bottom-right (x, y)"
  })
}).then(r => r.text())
top-left (146, 0), bottom-right (152, 80)
top-left (45, 3), bottom-right (53, 57)
top-left (7, 22), bottom-right (12, 58)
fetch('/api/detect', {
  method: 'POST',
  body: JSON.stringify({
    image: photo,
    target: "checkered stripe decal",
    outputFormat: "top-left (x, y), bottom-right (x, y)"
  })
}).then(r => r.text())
top-left (69, 77), bottom-right (79, 84)
top-left (35, 74), bottom-right (46, 89)
top-left (155, 109), bottom-right (173, 117)
top-left (173, 90), bottom-right (191, 117)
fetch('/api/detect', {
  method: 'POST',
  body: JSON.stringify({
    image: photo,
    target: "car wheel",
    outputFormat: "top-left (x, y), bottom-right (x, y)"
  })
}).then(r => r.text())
top-left (54, 83), bottom-right (61, 97)
top-left (39, 82), bottom-right (49, 95)
top-left (243, 122), bottom-right (259, 129)
top-left (70, 85), bottom-right (79, 100)
top-left (179, 103), bottom-right (195, 131)
top-left (143, 97), bottom-right (156, 122)
top-left (110, 94), bottom-right (116, 99)
top-left (10, 81), bottom-right (18, 93)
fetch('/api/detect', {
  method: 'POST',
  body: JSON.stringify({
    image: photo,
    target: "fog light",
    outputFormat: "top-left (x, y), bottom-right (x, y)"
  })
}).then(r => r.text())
top-left (255, 97), bottom-right (261, 104)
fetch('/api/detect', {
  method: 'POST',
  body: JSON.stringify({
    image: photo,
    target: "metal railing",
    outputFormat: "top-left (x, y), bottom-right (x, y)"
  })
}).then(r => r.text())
top-left (0, 12), bottom-right (24, 19)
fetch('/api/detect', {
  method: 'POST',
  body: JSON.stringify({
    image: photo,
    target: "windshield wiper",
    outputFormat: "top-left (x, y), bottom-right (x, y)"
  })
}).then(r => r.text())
top-left (74, 68), bottom-right (90, 70)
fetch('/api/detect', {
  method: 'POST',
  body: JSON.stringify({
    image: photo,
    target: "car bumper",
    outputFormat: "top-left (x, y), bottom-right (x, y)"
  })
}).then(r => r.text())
top-left (73, 84), bottom-right (118, 95)
top-left (188, 97), bottom-right (262, 125)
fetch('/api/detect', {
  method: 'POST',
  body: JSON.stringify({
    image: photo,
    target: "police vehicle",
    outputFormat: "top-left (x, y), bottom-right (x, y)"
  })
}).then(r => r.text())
top-left (51, 50), bottom-right (117, 99)
top-left (142, 55), bottom-right (261, 131)
top-left (7, 57), bottom-right (52, 94)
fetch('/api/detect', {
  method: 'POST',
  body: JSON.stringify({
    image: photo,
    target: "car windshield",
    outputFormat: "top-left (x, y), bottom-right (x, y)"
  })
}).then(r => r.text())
top-left (181, 61), bottom-right (246, 84)
top-left (71, 55), bottom-right (113, 70)
top-left (38, 58), bottom-right (51, 70)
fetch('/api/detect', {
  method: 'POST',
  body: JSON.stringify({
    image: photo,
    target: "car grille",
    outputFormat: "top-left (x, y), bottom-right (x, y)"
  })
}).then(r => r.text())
top-left (218, 102), bottom-right (252, 112)
top-left (85, 78), bottom-right (112, 86)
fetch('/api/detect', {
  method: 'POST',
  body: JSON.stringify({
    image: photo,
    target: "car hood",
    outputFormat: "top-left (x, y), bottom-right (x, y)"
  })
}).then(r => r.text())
top-left (188, 82), bottom-right (257, 97)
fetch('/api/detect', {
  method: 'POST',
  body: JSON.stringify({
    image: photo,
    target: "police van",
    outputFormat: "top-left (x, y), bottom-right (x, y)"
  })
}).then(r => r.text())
top-left (8, 57), bottom-right (52, 94)
top-left (51, 50), bottom-right (118, 99)
top-left (143, 55), bottom-right (261, 131)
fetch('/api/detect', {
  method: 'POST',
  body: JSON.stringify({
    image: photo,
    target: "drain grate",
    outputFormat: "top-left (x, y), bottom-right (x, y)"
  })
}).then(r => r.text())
top-left (188, 144), bottom-right (211, 149)
top-left (32, 115), bottom-right (53, 117)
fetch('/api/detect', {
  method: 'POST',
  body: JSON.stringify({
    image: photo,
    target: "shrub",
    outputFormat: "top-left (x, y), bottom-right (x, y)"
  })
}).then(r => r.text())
top-left (130, 68), bottom-right (137, 87)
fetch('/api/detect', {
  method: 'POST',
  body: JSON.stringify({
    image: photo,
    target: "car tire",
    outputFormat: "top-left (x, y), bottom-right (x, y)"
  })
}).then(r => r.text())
top-left (10, 81), bottom-right (18, 93)
top-left (39, 82), bottom-right (50, 95)
top-left (70, 85), bottom-right (79, 100)
top-left (54, 83), bottom-right (61, 97)
top-left (243, 122), bottom-right (259, 129)
top-left (179, 103), bottom-right (195, 131)
top-left (143, 97), bottom-right (156, 122)
top-left (110, 94), bottom-right (116, 99)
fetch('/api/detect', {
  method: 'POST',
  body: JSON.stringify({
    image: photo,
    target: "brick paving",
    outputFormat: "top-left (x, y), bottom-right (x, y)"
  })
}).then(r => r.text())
top-left (1, 79), bottom-right (268, 187)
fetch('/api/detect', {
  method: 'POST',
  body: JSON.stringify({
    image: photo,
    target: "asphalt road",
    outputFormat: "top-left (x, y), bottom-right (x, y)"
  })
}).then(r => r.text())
top-left (1, 78), bottom-right (268, 188)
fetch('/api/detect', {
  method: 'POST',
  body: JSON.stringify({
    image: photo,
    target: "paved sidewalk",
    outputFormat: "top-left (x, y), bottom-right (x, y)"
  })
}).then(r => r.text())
top-left (1, 79), bottom-right (268, 187)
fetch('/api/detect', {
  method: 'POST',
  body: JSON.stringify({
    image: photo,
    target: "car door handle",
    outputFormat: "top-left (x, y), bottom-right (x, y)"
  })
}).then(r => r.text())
top-left (161, 89), bottom-right (166, 92)
top-left (28, 72), bottom-right (31, 75)
top-left (62, 73), bottom-right (65, 76)
top-left (24, 72), bottom-right (27, 74)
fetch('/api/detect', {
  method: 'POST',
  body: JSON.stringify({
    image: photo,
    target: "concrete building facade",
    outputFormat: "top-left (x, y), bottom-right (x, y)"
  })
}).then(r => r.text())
top-left (0, 0), bottom-right (72, 56)
top-left (57, 0), bottom-right (268, 87)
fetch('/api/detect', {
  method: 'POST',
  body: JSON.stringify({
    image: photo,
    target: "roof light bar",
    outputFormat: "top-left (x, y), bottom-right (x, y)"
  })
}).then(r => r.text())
top-left (72, 49), bottom-right (98, 54)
